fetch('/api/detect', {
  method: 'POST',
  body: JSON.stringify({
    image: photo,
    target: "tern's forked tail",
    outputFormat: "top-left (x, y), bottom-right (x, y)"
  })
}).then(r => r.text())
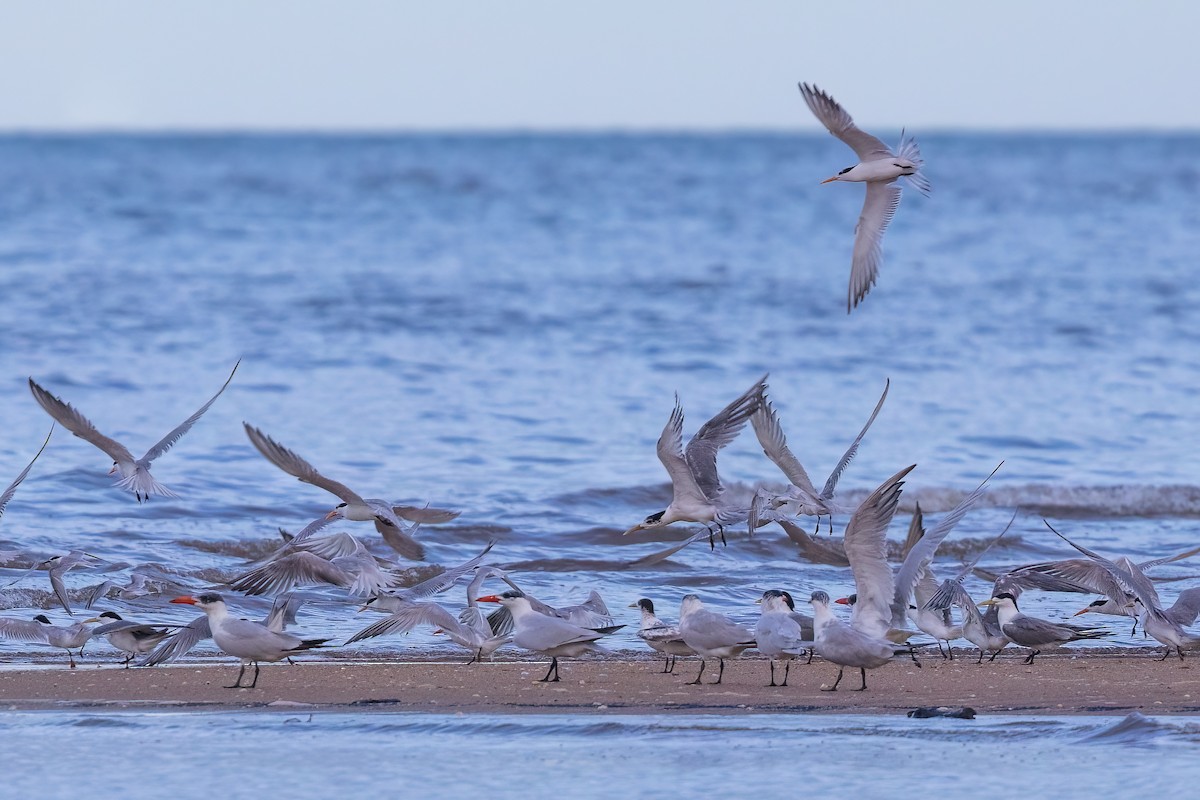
top-left (896, 130), bottom-right (931, 197)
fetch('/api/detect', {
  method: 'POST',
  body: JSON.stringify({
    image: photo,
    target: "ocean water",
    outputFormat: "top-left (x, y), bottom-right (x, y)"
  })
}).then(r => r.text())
top-left (0, 133), bottom-right (1198, 654)
top-left (2, 710), bottom-right (1198, 798)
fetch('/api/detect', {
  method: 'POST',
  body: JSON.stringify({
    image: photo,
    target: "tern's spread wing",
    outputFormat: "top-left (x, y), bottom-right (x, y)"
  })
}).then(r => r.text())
top-left (345, 601), bottom-right (461, 645)
top-left (1138, 545), bottom-right (1200, 572)
top-left (138, 615), bottom-right (211, 666)
top-left (0, 427), bottom-right (52, 522)
top-left (228, 551), bottom-right (354, 596)
top-left (392, 541), bottom-right (496, 601)
top-left (141, 360), bottom-right (240, 464)
top-left (656, 396), bottom-right (709, 507)
top-left (893, 464), bottom-right (999, 619)
top-left (243, 423), bottom-right (365, 505)
top-left (684, 375), bottom-right (767, 500)
top-left (392, 505), bottom-right (461, 524)
top-left (820, 380), bottom-right (889, 500)
top-left (28, 379), bottom-right (134, 465)
top-left (843, 464), bottom-right (915, 636)
top-left (0, 618), bottom-right (54, 644)
top-left (751, 400), bottom-right (819, 501)
top-left (849, 183), bottom-right (902, 312)
top-left (1044, 522), bottom-right (1163, 611)
top-left (798, 83), bottom-right (892, 161)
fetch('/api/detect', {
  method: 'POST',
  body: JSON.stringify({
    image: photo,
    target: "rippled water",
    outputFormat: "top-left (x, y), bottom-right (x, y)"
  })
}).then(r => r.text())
top-left (0, 134), bottom-right (1198, 652)
top-left (2, 710), bottom-right (1198, 797)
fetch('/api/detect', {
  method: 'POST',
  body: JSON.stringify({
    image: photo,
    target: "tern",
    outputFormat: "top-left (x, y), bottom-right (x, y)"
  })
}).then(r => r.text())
top-left (28, 361), bottom-right (239, 501)
top-left (979, 592), bottom-right (1107, 663)
top-left (798, 83), bottom-right (930, 312)
top-left (749, 380), bottom-right (888, 535)
top-left (1044, 522), bottom-right (1200, 660)
top-left (839, 464), bottom-right (997, 645)
top-left (624, 375), bottom-right (768, 547)
top-left (347, 568), bottom-right (512, 663)
top-left (754, 590), bottom-right (814, 686)
top-left (924, 510), bottom-right (1020, 663)
top-left (809, 590), bottom-right (918, 691)
top-left (171, 593), bottom-right (330, 688)
top-left (228, 531), bottom-right (409, 597)
top-left (1005, 544), bottom-right (1200, 634)
top-left (0, 614), bottom-right (102, 667)
top-left (476, 590), bottom-right (610, 682)
top-left (630, 598), bottom-right (695, 674)
top-left (244, 423), bottom-right (459, 560)
top-left (2, 549), bottom-right (103, 616)
top-left (139, 594), bottom-right (306, 667)
top-left (677, 594), bottom-right (756, 685)
top-left (91, 611), bottom-right (171, 667)
top-left (0, 427), bottom-right (53, 525)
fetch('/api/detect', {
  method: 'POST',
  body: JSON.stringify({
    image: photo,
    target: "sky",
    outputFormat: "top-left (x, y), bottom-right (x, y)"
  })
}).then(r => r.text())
top-left (0, 1), bottom-right (1197, 131)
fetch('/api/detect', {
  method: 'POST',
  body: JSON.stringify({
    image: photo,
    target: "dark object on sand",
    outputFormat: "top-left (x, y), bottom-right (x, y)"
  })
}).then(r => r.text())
top-left (907, 706), bottom-right (976, 719)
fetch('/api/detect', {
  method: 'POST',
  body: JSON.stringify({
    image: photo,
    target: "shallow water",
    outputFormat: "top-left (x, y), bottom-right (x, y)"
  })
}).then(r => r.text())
top-left (2, 710), bottom-right (1197, 798)
top-left (0, 133), bottom-right (1197, 653)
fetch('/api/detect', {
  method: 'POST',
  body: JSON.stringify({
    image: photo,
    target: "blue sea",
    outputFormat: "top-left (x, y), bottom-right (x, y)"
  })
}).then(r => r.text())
top-left (0, 133), bottom-right (1198, 791)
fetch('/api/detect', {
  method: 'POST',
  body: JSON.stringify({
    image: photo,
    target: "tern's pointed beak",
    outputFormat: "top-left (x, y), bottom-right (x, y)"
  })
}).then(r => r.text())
top-left (627, 601), bottom-right (638, 609)
top-left (82, 617), bottom-right (103, 624)
top-left (475, 595), bottom-right (502, 603)
top-left (820, 175), bottom-right (839, 184)
top-left (170, 596), bottom-right (197, 605)
top-left (834, 597), bottom-right (850, 605)
top-left (754, 598), bottom-right (762, 605)
top-left (1073, 608), bottom-right (1090, 616)
top-left (622, 524), bottom-right (643, 536)
top-left (978, 599), bottom-right (997, 607)
top-left (325, 509), bottom-right (342, 520)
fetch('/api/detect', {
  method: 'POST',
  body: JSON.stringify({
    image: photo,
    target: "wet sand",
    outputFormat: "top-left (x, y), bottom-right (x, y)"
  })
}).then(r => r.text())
top-left (1, 648), bottom-right (1198, 715)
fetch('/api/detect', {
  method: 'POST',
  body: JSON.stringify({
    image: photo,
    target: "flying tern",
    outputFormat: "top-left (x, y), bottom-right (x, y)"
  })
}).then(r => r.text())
top-left (750, 380), bottom-right (888, 535)
top-left (171, 592), bottom-right (330, 688)
top-left (798, 83), bottom-right (930, 312)
top-left (28, 361), bottom-right (239, 501)
top-left (624, 375), bottom-right (768, 547)
top-left (1044, 521), bottom-right (1200, 661)
top-left (244, 423), bottom-right (459, 560)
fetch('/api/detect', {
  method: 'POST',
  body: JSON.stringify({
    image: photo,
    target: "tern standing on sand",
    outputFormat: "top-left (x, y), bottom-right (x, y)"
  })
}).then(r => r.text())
top-left (677, 594), bottom-right (756, 685)
top-left (476, 590), bottom-right (610, 682)
top-left (798, 83), bottom-right (930, 312)
top-left (171, 593), bottom-right (330, 688)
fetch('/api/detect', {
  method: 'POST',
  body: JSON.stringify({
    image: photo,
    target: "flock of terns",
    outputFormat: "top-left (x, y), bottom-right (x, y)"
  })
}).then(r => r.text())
top-left (0, 85), bottom-right (1195, 693)
top-left (2, 352), bottom-right (1199, 693)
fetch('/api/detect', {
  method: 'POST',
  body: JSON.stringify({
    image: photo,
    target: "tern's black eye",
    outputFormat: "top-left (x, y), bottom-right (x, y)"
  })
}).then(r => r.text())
top-left (1090, 600), bottom-right (1106, 608)
top-left (839, 166), bottom-right (853, 175)
top-left (644, 511), bottom-right (664, 524)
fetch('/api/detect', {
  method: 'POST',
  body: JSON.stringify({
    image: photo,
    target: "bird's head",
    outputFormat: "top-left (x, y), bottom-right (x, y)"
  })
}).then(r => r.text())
top-left (835, 593), bottom-right (857, 607)
top-left (629, 598), bottom-right (655, 613)
top-left (809, 590), bottom-right (831, 609)
top-left (1073, 599), bottom-right (1108, 617)
top-left (325, 504), bottom-right (348, 520)
top-left (98, 611), bottom-right (123, 622)
top-left (171, 592), bottom-right (226, 611)
top-left (623, 510), bottom-right (665, 536)
top-left (821, 165), bottom-right (855, 184)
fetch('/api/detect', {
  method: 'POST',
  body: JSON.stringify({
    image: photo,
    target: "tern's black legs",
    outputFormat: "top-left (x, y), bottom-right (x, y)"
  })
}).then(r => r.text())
top-left (851, 667), bottom-right (869, 691)
top-left (1022, 649), bottom-right (1040, 665)
top-left (822, 667), bottom-right (844, 691)
top-left (538, 657), bottom-right (561, 682)
top-left (226, 661), bottom-right (261, 689)
top-left (688, 659), bottom-right (706, 685)
top-left (706, 524), bottom-right (728, 550)
top-left (768, 661), bottom-right (777, 687)
top-left (781, 661), bottom-right (791, 686)
top-left (661, 655), bottom-right (678, 673)
top-left (712, 658), bottom-right (726, 684)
